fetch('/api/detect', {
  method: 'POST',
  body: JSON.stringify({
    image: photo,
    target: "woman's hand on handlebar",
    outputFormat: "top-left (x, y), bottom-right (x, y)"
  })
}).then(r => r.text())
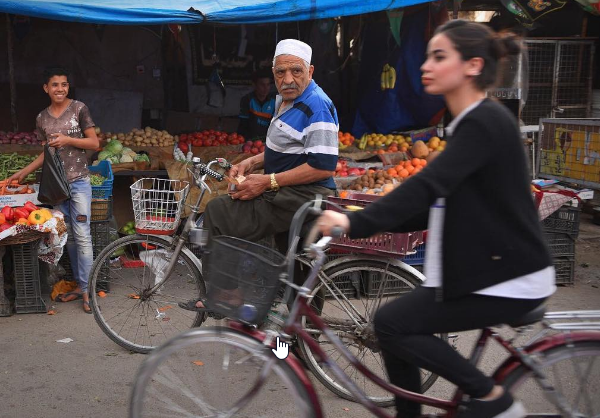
top-left (317, 210), bottom-right (350, 236)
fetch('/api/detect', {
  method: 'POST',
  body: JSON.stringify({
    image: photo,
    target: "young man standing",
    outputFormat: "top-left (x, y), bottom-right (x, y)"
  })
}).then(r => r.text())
top-left (237, 69), bottom-right (276, 140)
top-left (9, 67), bottom-right (99, 314)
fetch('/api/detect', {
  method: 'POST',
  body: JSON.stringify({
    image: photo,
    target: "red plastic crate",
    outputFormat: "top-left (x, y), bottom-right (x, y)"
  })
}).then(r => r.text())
top-left (326, 194), bottom-right (424, 257)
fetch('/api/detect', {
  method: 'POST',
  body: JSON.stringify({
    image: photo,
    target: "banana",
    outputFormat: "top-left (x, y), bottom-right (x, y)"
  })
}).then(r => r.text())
top-left (381, 64), bottom-right (390, 90)
top-left (345, 205), bottom-right (364, 212)
top-left (358, 134), bottom-right (368, 150)
top-left (388, 66), bottom-right (396, 89)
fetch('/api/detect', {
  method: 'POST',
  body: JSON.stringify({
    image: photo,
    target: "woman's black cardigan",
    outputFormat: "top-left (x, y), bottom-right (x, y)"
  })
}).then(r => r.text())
top-left (347, 99), bottom-right (551, 300)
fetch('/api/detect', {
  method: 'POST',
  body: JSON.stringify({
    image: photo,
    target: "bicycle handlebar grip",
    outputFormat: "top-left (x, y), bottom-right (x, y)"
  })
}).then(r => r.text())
top-left (200, 166), bottom-right (224, 181)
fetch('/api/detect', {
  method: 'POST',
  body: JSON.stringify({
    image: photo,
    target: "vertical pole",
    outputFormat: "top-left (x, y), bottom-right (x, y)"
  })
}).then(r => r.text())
top-left (6, 14), bottom-right (19, 132)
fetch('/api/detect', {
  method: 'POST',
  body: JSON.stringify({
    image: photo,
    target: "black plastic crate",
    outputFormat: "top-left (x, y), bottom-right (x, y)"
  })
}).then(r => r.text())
top-left (544, 232), bottom-right (576, 257)
top-left (91, 220), bottom-right (110, 258)
top-left (553, 256), bottom-right (575, 286)
top-left (323, 272), bottom-right (359, 299)
top-left (13, 240), bottom-right (47, 314)
top-left (363, 271), bottom-right (415, 298)
top-left (542, 205), bottom-right (581, 237)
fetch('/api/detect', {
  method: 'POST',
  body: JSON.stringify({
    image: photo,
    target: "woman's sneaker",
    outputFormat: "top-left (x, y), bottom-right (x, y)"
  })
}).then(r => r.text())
top-left (457, 390), bottom-right (526, 418)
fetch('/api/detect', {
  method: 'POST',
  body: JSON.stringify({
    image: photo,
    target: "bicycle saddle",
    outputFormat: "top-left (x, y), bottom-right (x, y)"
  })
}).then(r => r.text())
top-left (506, 304), bottom-right (547, 328)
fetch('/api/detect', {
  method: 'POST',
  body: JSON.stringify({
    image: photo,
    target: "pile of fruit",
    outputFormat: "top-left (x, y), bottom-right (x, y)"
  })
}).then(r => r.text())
top-left (98, 127), bottom-right (175, 148)
top-left (338, 132), bottom-right (355, 149)
top-left (334, 160), bottom-right (367, 177)
top-left (180, 130), bottom-right (245, 147)
top-left (340, 169), bottom-right (398, 196)
top-left (242, 140), bottom-right (266, 155)
top-left (0, 131), bottom-right (41, 145)
top-left (0, 202), bottom-right (53, 230)
top-left (92, 139), bottom-right (150, 165)
top-left (357, 133), bottom-right (411, 151)
top-left (119, 220), bottom-right (137, 236)
top-left (410, 137), bottom-right (446, 160)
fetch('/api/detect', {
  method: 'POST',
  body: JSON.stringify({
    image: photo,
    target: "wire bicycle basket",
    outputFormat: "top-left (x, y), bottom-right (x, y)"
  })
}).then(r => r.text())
top-left (203, 236), bottom-right (287, 325)
top-left (130, 178), bottom-right (190, 235)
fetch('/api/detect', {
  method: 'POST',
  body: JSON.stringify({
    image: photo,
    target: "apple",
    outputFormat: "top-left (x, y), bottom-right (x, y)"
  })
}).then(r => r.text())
top-left (347, 168), bottom-right (361, 176)
top-left (259, 145), bottom-right (265, 152)
top-left (251, 147), bottom-right (259, 154)
top-left (244, 140), bottom-right (253, 148)
top-left (254, 140), bottom-right (263, 148)
top-left (338, 171), bottom-right (348, 177)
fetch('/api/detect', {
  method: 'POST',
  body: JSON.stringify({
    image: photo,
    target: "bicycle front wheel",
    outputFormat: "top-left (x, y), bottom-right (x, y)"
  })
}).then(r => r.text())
top-left (501, 339), bottom-right (600, 417)
top-left (129, 327), bottom-right (318, 418)
top-left (89, 235), bottom-right (206, 353)
top-left (297, 258), bottom-right (445, 407)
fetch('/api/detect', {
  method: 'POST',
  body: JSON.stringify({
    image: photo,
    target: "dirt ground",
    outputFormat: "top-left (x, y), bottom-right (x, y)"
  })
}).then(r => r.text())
top-left (0, 214), bottom-right (599, 418)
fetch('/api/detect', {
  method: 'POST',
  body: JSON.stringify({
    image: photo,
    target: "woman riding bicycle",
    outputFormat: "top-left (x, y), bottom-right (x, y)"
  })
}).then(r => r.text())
top-left (317, 20), bottom-right (555, 418)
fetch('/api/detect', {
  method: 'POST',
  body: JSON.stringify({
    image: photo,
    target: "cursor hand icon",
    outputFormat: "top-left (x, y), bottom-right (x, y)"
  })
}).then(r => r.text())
top-left (271, 337), bottom-right (289, 360)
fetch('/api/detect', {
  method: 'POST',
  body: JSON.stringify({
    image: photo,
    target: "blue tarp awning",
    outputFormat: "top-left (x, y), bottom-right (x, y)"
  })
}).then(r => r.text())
top-left (0, 0), bottom-right (431, 25)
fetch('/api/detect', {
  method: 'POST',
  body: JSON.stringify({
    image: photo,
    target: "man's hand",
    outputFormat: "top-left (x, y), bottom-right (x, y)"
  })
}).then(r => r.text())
top-left (230, 174), bottom-right (270, 200)
top-left (48, 133), bottom-right (72, 148)
top-left (229, 157), bottom-right (255, 178)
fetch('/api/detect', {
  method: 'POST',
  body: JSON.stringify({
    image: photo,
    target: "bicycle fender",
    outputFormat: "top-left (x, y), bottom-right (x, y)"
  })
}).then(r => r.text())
top-left (322, 254), bottom-right (426, 284)
top-left (229, 322), bottom-right (324, 418)
top-left (492, 331), bottom-right (600, 384)
top-left (155, 235), bottom-right (204, 276)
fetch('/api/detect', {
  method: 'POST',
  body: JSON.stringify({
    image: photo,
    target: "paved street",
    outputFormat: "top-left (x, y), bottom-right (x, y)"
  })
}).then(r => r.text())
top-left (1, 214), bottom-right (599, 418)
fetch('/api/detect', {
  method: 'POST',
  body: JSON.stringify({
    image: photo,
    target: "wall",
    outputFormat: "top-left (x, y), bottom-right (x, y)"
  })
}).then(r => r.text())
top-left (0, 17), bottom-right (164, 132)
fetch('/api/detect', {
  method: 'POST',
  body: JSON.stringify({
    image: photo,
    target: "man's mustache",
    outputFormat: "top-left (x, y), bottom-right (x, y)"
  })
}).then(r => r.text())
top-left (280, 82), bottom-right (298, 90)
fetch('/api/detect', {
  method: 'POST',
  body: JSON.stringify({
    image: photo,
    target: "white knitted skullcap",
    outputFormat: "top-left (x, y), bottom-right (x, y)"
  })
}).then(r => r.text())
top-left (274, 39), bottom-right (312, 64)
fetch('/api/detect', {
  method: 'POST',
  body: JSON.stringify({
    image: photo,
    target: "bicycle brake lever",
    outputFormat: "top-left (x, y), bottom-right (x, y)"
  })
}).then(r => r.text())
top-left (216, 158), bottom-right (232, 170)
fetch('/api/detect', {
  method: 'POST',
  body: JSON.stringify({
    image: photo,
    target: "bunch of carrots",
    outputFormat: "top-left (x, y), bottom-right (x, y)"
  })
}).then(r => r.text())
top-left (0, 179), bottom-right (36, 195)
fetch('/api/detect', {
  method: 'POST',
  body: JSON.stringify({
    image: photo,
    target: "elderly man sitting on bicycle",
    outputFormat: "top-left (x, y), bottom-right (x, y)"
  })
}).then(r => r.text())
top-left (179, 39), bottom-right (339, 313)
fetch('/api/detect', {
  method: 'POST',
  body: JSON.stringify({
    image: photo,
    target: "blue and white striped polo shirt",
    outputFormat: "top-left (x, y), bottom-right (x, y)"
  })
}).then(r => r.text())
top-left (265, 80), bottom-right (338, 189)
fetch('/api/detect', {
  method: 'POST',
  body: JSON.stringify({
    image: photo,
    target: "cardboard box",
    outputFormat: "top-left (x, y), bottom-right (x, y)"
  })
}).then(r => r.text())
top-left (0, 184), bottom-right (40, 207)
top-left (399, 126), bottom-right (438, 143)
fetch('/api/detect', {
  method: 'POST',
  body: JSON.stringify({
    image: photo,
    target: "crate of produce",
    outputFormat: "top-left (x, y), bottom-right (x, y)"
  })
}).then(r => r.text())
top-left (89, 160), bottom-right (114, 199)
top-left (553, 256), bottom-right (575, 286)
top-left (363, 270), bottom-right (416, 298)
top-left (544, 232), bottom-right (575, 258)
top-left (326, 194), bottom-right (424, 257)
top-left (12, 240), bottom-right (47, 314)
top-left (91, 198), bottom-right (113, 221)
top-left (542, 205), bottom-right (581, 237)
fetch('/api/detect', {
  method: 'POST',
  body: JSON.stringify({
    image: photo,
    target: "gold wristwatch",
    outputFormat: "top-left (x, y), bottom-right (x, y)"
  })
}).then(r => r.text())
top-left (270, 173), bottom-right (280, 191)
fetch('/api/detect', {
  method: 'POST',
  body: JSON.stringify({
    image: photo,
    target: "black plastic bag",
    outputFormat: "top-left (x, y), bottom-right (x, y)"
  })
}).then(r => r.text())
top-left (38, 144), bottom-right (70, 206)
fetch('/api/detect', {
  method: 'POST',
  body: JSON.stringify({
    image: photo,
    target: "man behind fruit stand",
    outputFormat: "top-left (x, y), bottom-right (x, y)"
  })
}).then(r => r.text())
top-left (237, 68), bottom-right (276, 141)
top-left (179, 39), bottom-right (339, 313)
top-left (8, 67), bottom-right (99, 314)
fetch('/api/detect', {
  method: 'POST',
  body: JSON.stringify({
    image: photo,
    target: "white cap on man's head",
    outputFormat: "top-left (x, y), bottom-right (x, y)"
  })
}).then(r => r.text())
top-left (274, 39), bottom-right (312, 64)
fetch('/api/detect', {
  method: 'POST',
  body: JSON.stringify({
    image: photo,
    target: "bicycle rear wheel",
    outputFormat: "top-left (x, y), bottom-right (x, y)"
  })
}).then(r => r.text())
top-left (297, 258), bottom-right (445, 407)
top-left (129, 327), bottom-right (318, 418)
top-left (89, 235), bottom-right (206, 353)
top-left (501, 340), bottom-right (600, 417)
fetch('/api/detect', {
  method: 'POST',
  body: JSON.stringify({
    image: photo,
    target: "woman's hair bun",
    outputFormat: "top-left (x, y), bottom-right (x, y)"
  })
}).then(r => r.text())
top-left (494, 32), bottom-right (522, 59)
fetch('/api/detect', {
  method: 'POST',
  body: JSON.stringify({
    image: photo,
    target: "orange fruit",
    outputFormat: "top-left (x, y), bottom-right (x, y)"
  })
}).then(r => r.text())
top-left (399, 169), bottom-right (409, 178)
top-left (400, 145), bottom-right (408, 152)
top-left (377, 149), bottom-right (385, 154)
top-left (413, 167), bottom-right (422, 175)
top-left (411, 158), bottom-right (420, 166)
top-left (406, 165), bottom-right (415, 173)
top-left (365, 189), bottom-right (375, 194)
top-left (394, 164), bottom-right (403, 172)
top-left (420, 159), bottom-right (427, 167)
top-left (339, 190), bottom-right (349, 198)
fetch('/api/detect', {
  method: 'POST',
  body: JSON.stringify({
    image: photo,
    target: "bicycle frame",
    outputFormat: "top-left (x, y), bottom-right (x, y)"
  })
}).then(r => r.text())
top-left (144, 158), bottom-right (228, 295)
top-left (228, 240), bottom-right (600, 418)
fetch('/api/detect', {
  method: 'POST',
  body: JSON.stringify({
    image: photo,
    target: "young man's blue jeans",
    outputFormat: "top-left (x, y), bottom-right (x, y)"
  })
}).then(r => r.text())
top-left (57, 178), bottom-right (93, 293)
